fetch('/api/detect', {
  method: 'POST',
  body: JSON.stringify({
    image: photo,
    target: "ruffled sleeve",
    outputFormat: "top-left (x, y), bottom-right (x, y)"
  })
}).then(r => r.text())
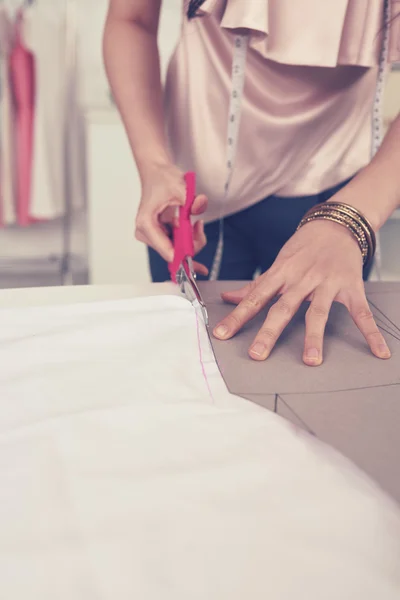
top-left (198, 0), bottom-right (400, 67)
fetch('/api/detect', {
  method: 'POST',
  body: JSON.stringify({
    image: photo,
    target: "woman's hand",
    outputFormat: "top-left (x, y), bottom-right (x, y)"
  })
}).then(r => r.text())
top-left (135, 163), bottom-right (208, 275)
top-left (213, 220), bottom-right (391, 366)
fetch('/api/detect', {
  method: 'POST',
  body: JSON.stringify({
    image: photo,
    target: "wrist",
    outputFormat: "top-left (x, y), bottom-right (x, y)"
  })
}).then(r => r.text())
top-left (327, 186), bottom-right (379, 233)
top-left (330, 167), bottom-right (398, 233)
top-left (136, 152), bottom-right (174, 182)
top-left (298, 201), bottom-right (375, 267)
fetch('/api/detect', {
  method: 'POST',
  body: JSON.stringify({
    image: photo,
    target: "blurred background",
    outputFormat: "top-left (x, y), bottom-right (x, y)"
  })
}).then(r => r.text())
top-left (0, 0), bottom-right (399, 289)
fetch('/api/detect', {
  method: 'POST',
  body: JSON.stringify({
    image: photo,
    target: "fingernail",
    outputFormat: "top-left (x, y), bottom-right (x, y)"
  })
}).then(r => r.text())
top-left (305, 348), bottom-right (319, 360)
top-left (214, 325), bottom-right (229, 339)
top-left (378, 344), bottom-right (391, 358)
top-left (250, 343), bottom-right (266, 357)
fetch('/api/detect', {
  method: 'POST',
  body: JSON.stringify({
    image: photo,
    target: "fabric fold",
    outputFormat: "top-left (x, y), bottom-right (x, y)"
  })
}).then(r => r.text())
top-left (199, 0), bottom-right (400, 66)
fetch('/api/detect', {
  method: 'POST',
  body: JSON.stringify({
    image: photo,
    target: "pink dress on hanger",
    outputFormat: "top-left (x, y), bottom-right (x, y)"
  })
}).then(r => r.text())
top-left (9, 11), bottom-right (35, 227)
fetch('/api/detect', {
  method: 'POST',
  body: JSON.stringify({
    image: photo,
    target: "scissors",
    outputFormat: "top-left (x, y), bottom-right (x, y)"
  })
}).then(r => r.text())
top-left (169, 172), bottom-right (209, 326)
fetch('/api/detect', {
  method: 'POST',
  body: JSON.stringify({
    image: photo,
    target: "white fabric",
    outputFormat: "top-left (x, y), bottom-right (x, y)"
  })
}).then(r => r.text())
top-left (22, 2), bottom-right (85, 220)
top-left (1, 295), bottom-right (400, 599)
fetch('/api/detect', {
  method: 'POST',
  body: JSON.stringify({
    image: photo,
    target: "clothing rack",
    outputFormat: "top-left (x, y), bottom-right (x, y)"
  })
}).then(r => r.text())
top-left (0, 0), bottom-right (85, 288)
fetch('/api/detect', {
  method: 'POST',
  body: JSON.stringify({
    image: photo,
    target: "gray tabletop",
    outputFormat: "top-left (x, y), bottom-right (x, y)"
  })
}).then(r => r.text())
top-left (200, 281), bottom-right (400, 503)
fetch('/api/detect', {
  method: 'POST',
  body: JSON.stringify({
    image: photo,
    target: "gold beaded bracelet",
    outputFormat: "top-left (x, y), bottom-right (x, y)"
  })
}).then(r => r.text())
top-left (297, 202), bottom-right (376, 267)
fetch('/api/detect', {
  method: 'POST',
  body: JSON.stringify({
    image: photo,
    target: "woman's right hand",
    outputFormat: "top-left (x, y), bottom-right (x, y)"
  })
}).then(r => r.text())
top-left (135, 164), bottom-right (209, 274)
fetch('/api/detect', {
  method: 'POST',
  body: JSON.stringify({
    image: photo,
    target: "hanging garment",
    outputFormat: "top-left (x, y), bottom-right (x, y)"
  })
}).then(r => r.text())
top-left (9, 10), bottom-right (35, 227)
top-left (0, 7), bottom-right (17, 226)
top-left (1, 295), bottom-right (400, 599)
top-left (22, 2), bottom-right (85, 221)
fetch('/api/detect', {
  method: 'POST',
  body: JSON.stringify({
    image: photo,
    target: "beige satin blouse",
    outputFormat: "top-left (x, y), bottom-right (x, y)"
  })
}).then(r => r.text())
top-left (165, 0), bottom-right (400, 222)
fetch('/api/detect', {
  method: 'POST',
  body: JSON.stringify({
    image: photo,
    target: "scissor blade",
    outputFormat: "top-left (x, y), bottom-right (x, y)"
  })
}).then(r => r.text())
top-left (177, 261), bottom-right (209, 326)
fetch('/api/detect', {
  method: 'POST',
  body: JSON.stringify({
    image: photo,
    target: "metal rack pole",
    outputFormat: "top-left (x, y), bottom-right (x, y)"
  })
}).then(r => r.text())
top-left (60, 0), bottom-right (77, 285)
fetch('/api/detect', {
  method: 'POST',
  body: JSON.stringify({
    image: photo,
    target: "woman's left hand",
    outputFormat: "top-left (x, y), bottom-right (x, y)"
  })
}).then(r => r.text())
top-left (213, 219), bottom-right (391, 366)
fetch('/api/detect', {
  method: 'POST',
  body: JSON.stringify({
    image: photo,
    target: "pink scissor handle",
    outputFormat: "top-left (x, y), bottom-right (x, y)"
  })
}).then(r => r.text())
top-left (169, 172), bottom-right (196, 283)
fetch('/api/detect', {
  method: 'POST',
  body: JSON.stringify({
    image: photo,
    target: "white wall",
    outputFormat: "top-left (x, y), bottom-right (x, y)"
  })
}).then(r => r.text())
top-left (2, 0), bottom-right (182, 265)
top-left (78, 0), bottom-right (182, 108)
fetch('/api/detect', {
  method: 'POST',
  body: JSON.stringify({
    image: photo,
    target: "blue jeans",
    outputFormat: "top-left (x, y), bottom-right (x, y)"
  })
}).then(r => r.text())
top-left (148, 180), bottom-right (372, 281)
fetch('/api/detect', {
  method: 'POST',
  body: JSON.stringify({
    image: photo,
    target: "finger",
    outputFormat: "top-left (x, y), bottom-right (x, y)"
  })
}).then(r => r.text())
top-left (193, 261), bottom-right (208, 276)
top-left (221, 281), bottom-right (257, 305)
top-left (160, 204), bottom-right (179, 225)
top-left (213, 278), bottom-right (281, 340)
top-left (136, 216), bottom-right (174, 263)
top-left (193, 220), bottom-right (207, 254)
top-left (347, 291), bottom-right (391, 359)
top-left (161, 195), bottom-right (207, 224)
top-left (160, 222), bottom-right (173, 238)
top-left (192, 194), bottom-right (208, 216)
top-left (248, 293), bottom-right (303, 361)
top-left (303, 288), bottom-right (335, 366)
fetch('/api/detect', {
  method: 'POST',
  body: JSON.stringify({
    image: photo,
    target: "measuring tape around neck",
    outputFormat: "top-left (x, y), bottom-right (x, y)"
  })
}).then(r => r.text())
top-left (209, 34), bottom-right (248, 281)
top-left (371, 0), bottom-right (391, 281)
top-left (210, 0), bottom-right (391, 282)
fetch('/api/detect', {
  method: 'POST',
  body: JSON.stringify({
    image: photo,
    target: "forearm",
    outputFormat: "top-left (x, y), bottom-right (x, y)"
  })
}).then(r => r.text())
top-left (103, 9), bottom-right (172, 179)
top-left (332, 113), bottom-right (400, 231)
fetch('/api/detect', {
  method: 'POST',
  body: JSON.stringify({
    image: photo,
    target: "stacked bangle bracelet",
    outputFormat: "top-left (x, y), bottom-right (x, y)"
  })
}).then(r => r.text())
top-left (297, 202), bottom-right (376, 267)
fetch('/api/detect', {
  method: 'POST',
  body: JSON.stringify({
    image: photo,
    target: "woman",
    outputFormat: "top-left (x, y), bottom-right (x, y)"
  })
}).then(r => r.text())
top-left (103, 0), bottom-right (400, 365)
